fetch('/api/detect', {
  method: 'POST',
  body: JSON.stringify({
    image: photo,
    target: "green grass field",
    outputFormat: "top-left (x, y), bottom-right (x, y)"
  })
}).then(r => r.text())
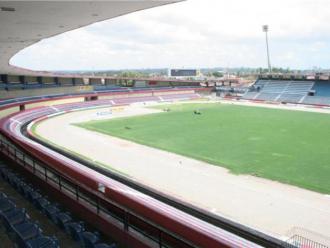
top-left (75, 103), bottom-right (330, 194)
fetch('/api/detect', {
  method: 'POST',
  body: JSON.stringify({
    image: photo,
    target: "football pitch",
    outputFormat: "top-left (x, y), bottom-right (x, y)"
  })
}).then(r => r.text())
top-left (75, 103), bottom-right (330, 194)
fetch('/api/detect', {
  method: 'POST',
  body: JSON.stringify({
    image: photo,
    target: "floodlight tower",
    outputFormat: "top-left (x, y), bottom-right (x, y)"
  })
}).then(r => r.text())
top-left (262, 25), bottom-right (272, 73)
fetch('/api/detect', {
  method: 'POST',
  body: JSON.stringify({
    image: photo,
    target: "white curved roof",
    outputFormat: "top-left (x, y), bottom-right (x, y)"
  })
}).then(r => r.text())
top-left (0, 1), bottom-right (180, 74)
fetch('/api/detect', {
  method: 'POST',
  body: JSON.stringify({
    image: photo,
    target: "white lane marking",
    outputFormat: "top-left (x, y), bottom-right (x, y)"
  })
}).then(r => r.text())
top-left (10, 118), bottom-right (22, 125)
top-left (50, 106), bottom-right (59, 112)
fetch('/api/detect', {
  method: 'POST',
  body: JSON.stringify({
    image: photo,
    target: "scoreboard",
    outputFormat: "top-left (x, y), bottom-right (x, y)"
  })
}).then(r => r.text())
top-left (169, 69), bottom-right (199, 77)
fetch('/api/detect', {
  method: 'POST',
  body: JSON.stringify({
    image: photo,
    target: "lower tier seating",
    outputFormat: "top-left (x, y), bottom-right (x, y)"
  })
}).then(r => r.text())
top-left (0, 162), bottom-right (117, 248)
top-left (277, 94), bottom-right (304, 103)
top-left (302, 96), bottom-right (330, 105)
top-left (255, 93), bottom-right (278, 101)
top-left (0, 192), bottom-right (59, 248)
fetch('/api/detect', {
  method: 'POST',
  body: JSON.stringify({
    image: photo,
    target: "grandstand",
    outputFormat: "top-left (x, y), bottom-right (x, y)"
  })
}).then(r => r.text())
top-left (243, 80), bottom-right (315, 102)
top-left (242, 77), bottom-right (330, 106)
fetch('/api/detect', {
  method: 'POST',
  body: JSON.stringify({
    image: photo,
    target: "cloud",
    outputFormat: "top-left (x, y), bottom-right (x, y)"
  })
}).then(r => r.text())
top-left (10, 0), bottom-right (330, 70)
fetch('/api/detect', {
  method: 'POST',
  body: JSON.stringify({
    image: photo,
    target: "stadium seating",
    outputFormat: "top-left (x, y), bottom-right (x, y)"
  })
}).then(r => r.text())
top-left (27, 190), bottom-right (43, 203)
top-left (23, 83), bottom-right (41, 89)
top-left (94, 243), bottom-right (117, 248)
top-left (311, 81), bottom-right (330, 97)
top-left (34, 196), bottom-right (50, 211)
top-left (255, 92), bottom-right (279, 101)
top-left (0, 73), bottom-right (200, 92)
top-left (44, 204), bottom-right (61, 223)
top-left (0, 162), bottom-right (118, 248)
top-left (0, 191), bottom-right (59, 248)
top-left (0, 198), bottom-right (16, 213)
top-left (302, 96), bottom-right (330, 105)
top-left (241, 91), bottom-right (259, 99)
top-left (65, 221), bottom-right (85, 241)
top-left (56, 212), bottom-right (73, 230)
top-left (283, 81), bottom-right (313, 94)
top-left (26, 236), bottom-right (59, 248)
top-left (13, 221), bottom-right (43, 242)
top-left (242, 80), bottom-right (329, 104)
top-left (260, 80), bottom-right (291, 93)
top-left (6, 83), bottom-right (25, 90)
top-left (277, 93), bottom-right (304, 103)
top-left (94, 85), bottom-right (121, 91)
top-left (82, 231), bottom-right (100, 248)
top-left (1, 208), bottom-right (30, 231)
top-left (253, 80), bottom-right (268, 88)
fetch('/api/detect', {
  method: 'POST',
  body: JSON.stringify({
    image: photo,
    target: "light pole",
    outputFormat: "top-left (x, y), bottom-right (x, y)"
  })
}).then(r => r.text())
top-left (262, 25), bottom-right (271, 73)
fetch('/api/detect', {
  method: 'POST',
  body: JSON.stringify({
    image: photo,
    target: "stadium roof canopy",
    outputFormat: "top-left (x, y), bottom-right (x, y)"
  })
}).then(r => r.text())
top-left (0, 0), bottom-right (180, 75)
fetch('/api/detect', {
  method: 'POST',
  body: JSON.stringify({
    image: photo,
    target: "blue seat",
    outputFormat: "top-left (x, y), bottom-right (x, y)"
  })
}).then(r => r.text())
top-left (11, 176), bottom-right (24, 190)
top-left (13, 221), bottom-right (43, 247)
top-left (21, 185), bottom-right (34, 199)
top-left (23, 84), bottom-right (42, 90)
top-left (42, 84), bottom-right (58, 88)
top-left (64, 221), bottom-right (85, 241)
top-left (28, 191), bottom-right (42, 204)
top-left (0, 167), bottom-right (9, 179)
top-left (44, 204), bottom-right (61, 223)
top-left (0, 167), bottom-right (10, 180)
top-left (56, 212), bottom-right (72, 230)
top-left (17, 181), bottom-right (28, 194)
top-left (26, 235), bottom-right (59, 248)
top-left (0, 198), bottom-right (15, 213)
top-left (82, 231), bottom-right (100, 248)
top-left (94, 243), bottom-right (117, 248)
top-left (0, 192), bottom-right (7, 199)
top-left (0, 83), bottom-right (7, 90)
top-left (0, 162), bottom-right (7, 168)
top-left (1, 208), bottom-right (30, 231)
top-left (6, 83), bottom-right (24, 90)
top-left (23, 186), bottom-right (40, 202)
top-left (34, 197), bottom-right (50, 212)
top-left (12, 177), bottom-right (22, 189)
top-left (6, 171), bottom-right (16, 184)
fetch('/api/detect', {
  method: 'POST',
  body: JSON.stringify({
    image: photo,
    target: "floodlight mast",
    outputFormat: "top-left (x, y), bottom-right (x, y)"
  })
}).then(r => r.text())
top-left (262, 25), bottom-right (272, 73)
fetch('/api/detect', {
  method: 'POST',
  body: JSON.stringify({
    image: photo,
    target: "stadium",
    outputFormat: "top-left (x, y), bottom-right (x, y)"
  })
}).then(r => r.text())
top-left (0, 1), bottom-right (329, 248)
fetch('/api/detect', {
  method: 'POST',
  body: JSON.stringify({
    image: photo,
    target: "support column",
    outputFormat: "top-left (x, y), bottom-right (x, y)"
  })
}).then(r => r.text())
top-left (19, 105), bottom-right (25, 111)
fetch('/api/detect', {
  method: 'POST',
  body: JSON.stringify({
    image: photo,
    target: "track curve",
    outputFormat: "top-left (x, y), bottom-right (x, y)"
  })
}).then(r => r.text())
top-left (0, 88), bottom-right (284, 248)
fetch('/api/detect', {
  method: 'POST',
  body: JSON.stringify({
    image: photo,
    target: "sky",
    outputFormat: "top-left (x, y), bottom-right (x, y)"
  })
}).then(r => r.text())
top-left (10, 0), bottom-right (330, 71)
